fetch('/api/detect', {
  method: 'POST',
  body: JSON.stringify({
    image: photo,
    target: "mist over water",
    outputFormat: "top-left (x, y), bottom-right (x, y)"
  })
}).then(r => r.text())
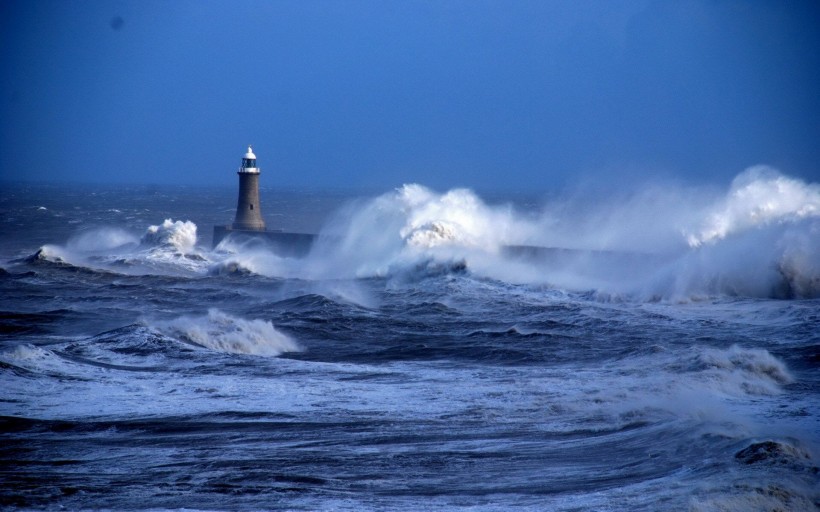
top-left (13, 166), bottom-right (817, 300)
top-left (289, 166), bottom-right (819, 300)
top-left (1, 168), bottom-right (818, 510)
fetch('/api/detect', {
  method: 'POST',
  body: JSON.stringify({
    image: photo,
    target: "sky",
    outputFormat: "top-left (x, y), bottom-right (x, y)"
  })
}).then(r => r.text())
top-left (1, 0), bottom-right (818, 192)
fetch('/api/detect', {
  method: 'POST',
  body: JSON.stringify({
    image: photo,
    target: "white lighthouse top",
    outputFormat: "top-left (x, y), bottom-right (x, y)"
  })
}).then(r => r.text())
top-left (239, 145), bottom-right (260, 174)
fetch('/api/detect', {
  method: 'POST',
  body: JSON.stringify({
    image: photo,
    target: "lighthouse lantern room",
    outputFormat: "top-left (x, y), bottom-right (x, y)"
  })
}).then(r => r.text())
top-left (231, 145), bottom-right (266, 231)
top-left (240, 146), bottom-right (259, 173)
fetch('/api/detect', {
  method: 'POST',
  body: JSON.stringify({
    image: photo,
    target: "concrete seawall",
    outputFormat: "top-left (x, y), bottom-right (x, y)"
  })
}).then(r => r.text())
top-left (213, 226), bottom-right (316, 258)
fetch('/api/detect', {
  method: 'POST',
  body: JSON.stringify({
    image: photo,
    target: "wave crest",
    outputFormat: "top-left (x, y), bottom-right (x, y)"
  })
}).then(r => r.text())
top-left (147, 309), bottom-right (300, 356)
top-left (695, 345), bottom-right (792, 395)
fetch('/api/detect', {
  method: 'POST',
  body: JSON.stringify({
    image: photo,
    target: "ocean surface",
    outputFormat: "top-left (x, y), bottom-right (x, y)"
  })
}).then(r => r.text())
top-left (1, 169), bottom-right (818, 511)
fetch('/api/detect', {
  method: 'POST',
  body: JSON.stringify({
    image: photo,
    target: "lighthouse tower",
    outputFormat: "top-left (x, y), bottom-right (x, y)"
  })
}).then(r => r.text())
top-left (232, 145), bottom-right (266, 231)
top-left (213, 145), bottom-right (315, 254)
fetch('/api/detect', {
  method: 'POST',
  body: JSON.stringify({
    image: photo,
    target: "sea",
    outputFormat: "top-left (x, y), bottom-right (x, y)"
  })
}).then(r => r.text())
top-left (1, 167), bottom-right (818, 511)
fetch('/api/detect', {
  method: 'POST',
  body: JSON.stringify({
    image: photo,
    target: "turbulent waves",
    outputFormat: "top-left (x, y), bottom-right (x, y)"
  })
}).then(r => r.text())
top-left (1, 171), bottom-right (818, 510)
top-left (12, 166), bottom-right (820, 300)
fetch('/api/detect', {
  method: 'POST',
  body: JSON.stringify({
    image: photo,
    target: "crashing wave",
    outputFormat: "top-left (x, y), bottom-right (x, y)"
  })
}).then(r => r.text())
top-left (388, 257), bottom-right (468, 282)
top-left (395, 185), bottom-right (519, 250)
top-left (208, 260), bottom-right (256, 276)
top-left (306, 184), bottom-right (523, 279)
top-left (141, 219), bottom-right (198, 253)
top-left (22, 245), bottom-right (68, 265)
top-left (402, 221), bottom-right (462, 248)
top-left (14, 221), bottom-right (209, 276)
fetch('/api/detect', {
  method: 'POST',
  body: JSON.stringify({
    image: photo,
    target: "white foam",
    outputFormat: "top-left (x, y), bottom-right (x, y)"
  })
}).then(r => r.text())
top-left (395, 185), bottom-right (521, 250)
top-left (540, 344), bottom-right (798, 437)
top-left (2, 344), bottom-right (53, 361)
top-left (30, 244), bottom-right (70, 263)
top-left (147, 309), bottom-right (300, 356)
top-left (694, 344), bottom-right (793, 395)
top-left (20, 168), bottom-right (818, 299)
top-left (210, 236), bottom-right (295, 277)
top-left (643, 217), bottom-right (820, 300)
top-left (0, 343), bottom-right (74, 377)
top-left (303, 184), bottom-right (531, 279)
top-left (25, 219), bottom-right (210, 275)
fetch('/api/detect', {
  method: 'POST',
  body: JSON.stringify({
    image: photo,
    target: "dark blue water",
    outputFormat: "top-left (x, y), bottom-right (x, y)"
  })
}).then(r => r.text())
top-left (1, 177), bottom-right (818, 510)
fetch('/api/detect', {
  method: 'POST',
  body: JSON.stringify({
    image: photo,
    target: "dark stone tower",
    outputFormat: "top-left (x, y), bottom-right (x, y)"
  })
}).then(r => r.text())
top-left (232, 145), bottom-right (266, 231)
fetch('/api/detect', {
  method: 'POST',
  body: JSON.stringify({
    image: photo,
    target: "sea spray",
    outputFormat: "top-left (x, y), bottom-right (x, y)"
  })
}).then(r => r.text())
top-left (304, 184), bottom-right (532, 279)
top-left (685, 166), bottom-right (820, 247)
top-left (67, 227), bottom-right (139, 253)
top-left (18, 170), bottom-right (817, 299)
top-left (3, 180), bottom-right (818, 511)
top-left (301, 168), bottom-right (820, 298)
top-left (642, 220), bottom-right (819, 300)
top-left (210, 235), bottom-right (295, 277)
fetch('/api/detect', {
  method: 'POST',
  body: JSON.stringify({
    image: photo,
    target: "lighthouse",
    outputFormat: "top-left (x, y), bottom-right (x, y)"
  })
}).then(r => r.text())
top-left (212, 146), bottom-right (317, 256)
top-left (232, 145), bottom-right (266, 231)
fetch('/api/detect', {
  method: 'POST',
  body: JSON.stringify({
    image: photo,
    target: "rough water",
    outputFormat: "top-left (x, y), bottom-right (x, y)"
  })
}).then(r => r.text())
top-left (1, 167), bottom-right (818, 511)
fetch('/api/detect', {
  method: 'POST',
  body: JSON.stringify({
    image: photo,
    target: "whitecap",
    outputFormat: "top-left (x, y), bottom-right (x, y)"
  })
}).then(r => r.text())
top-left (146, 309), bottom-right (300, 357)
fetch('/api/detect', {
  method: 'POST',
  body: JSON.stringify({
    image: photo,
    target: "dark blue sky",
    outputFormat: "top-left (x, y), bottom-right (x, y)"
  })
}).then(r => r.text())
top-left (1, 0), bottom-right (818, 191)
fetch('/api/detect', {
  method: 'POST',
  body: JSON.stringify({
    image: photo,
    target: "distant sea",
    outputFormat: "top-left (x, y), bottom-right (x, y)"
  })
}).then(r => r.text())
top-left (1, 173), bottom-right (818, 511)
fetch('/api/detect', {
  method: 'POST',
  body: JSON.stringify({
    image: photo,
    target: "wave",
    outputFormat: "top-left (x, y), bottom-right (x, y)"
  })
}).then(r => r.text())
top-left (0, 343), bottom-right (82, 380)
top-left (21, 245), bottom-right (71, 266)
top-left (10, 168), bottom-right (818, 299)
top-left (612, 345), bottom-right (794, 410)
top-left (685, 166), bottom-right (820, 247)
top-left (19, 245), bottom-right (117, 276)
top-left (208, 236), bottom-right (292, 277)
top-left (2, 343), bottom-right (55, 362)
top-left (146, 309), bottom-right (300, 356)
top-left (643, 218), bottom-right (820, 300)
top-left (0, 309), bottom-right (78, 336)
top-left (16, 220), bottom-right (210, 276)
top-left (304, 167), bottom-right (819, 299)
top-left (735, 439), bottom-right (815, 468)
top-left (690, 344), bottom-right (793, 396)
top-left (302, 185), bottom-right (527, 279)
top-left (208, 259), bottom-right (257, 276)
